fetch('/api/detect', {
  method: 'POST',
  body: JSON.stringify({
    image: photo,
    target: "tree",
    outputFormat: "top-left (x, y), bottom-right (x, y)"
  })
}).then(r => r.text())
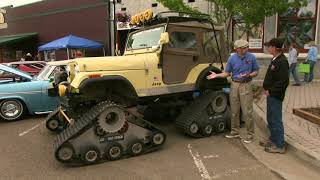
top-left (156, 0), bottom-right (308, 51)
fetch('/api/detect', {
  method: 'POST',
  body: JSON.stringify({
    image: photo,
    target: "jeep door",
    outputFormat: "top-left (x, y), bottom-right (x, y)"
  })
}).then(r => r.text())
top-left (162, 26), bottom-right (200, 84)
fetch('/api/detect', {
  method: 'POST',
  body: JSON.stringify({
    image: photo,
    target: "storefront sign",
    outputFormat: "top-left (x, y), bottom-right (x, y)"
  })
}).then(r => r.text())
top-left (117, 22), bottom-right (131, 30)
top-left (249, 39), bottom-right (262, 49)
top-left (0, 9), bottom-right (8, 29)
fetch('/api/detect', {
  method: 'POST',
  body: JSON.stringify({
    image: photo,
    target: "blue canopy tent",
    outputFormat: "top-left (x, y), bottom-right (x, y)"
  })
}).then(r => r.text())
top-left (38, 35), bottom-right (105, 59)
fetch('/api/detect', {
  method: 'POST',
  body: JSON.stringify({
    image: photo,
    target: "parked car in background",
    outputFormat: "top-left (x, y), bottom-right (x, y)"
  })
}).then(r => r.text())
top-left (0, 60), bottom-right (70, 121)
top-left (4, 61), bottom-right (46, 76)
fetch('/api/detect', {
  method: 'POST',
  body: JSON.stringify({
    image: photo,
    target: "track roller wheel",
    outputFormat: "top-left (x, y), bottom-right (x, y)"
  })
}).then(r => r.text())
top-left (105, 142), bottom-right (123, 161)
top-left (188, 122), bottom-right (199, 135)
top-left (209, 91), bottom-right (228, 114)
top-left (214, 118), bottom-right (226, 133)
top-left (46, 118), bottom-right (60, 132)
top-left (200, 123), bottom-right (213, 137)
top-left (81, 146), bottom-right (101, 164)
top-left (128, 140), bottom-right (144, 156)
top-left (56, 143), bottom-right (75, 163)
top-left (151, 131), bottom-right (166, 146)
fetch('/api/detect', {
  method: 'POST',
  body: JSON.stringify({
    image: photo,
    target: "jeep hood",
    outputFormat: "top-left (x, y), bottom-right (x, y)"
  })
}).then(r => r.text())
top-left (74, 55), bottom-right (147, 72)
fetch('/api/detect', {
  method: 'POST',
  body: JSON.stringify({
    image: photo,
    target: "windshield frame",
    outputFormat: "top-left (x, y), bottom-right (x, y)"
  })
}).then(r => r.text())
top-left (36, 65), bottom-right (55, 81)
top-left (125, 24), bottom-right (166, 51)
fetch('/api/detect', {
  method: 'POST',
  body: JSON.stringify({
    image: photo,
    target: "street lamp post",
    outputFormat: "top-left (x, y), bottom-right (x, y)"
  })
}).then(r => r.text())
top-left (109, 0), bottom-right (117, 56)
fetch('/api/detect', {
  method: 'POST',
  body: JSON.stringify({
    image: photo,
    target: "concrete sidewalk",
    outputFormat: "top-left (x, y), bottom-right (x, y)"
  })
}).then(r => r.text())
top-left (248, 81), bottom-right (320, 179)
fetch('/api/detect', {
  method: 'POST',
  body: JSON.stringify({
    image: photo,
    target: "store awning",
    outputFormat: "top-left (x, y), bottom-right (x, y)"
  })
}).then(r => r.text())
top-left (0, 32), bottom-right (38, 45)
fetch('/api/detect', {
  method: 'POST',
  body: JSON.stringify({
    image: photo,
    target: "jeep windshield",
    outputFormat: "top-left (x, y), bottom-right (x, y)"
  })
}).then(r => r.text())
top-left (126, 26), bottom-right (165, 50)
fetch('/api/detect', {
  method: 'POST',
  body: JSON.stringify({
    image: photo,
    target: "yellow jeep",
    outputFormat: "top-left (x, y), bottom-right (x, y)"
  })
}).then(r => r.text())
top-left (49, 12), bottom-right (230, 165)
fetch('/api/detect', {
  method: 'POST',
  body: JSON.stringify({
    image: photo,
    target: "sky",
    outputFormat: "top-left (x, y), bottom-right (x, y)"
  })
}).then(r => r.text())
top-left (0, 0), bottom-right (42, 8)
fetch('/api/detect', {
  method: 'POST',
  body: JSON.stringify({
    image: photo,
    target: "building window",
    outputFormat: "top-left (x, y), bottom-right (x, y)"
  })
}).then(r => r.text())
top-left (232, 19), bottom-right (264, 50)
top-left (121, 7), bottom-right (126, 11)
top-left (278, 0), bottom-right (318, 49)
top-left (152, 3), bottom-right (158, 7)
top-left (188, 0), bottom-right (196, 3)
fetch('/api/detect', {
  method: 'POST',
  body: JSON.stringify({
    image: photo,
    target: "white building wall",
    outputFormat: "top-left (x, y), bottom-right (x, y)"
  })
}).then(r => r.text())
top-left (115, 0), bottom-right (212, 16)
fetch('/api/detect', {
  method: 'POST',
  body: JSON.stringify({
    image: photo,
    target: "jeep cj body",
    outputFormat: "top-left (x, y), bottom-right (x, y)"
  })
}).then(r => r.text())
top-left (47, 12), bottom-right (230, 165)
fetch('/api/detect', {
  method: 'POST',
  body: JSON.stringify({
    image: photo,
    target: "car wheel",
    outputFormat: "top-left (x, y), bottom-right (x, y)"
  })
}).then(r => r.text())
top-left (0, 99), bottom-right (24, 121)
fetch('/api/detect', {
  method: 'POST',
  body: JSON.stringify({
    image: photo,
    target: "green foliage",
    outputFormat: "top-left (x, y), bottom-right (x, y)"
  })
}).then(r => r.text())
top-left (156, 0), bottom-right (308, 26)
top-left (156, 0), bottom-right (308, 51)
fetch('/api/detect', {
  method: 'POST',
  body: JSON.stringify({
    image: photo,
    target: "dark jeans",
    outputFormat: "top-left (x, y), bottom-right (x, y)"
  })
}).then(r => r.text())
top-left (266, 96), bottom-right (284, 148)
top-left (289, 63), bottom-right (300, 84)
top-left (304, 60), bottom-right (316, 82)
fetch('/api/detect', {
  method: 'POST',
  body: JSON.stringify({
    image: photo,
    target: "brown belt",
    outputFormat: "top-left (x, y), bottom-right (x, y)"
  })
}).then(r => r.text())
top-left (232, 79), bottom-right (252, 83)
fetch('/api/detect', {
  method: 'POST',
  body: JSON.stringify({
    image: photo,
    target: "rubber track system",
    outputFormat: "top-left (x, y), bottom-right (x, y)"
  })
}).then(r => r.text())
top-left (45, 107), bottom-right (64, 132)
top-left (45, 107), bottom-right (60, 122)
top-left (175, 91), bottom-right (227, 137)
top-left (53, 101), bottom-right (165, 166)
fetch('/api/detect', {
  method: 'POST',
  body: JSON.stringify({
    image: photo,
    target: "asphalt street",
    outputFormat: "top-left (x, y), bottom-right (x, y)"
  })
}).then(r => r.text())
top-left (0, 115), bottom-right (280, 180)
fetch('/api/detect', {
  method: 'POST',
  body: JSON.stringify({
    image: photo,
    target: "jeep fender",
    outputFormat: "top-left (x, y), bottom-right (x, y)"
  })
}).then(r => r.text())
top-left (78, 75), bottom-right (139, 99)
top-left (195, 66), bottom-right (230, 91)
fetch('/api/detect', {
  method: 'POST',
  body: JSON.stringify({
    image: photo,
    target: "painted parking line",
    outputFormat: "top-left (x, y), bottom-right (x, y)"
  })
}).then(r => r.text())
top-left (187, 144), bottom-right (212, 180)
top-left (18, 121), bottom-right (45, 137)
top-left (203, 155), bottom-right (219, 159)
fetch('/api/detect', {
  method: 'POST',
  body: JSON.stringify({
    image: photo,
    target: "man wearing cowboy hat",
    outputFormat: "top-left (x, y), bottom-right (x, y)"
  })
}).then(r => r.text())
top-left (207, 39), bottom-right (259, 143)
top-left (25, 53), bottom-right (33, 61)
top-left (262, 38), bottom-right (289, 153)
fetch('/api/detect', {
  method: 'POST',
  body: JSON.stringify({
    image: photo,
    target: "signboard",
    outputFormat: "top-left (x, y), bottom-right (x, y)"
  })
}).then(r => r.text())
top-left (117, 22), bottom-right (131, 30)
top-left (249, 38), bottom-right (262, 49)
top-left (0, 9), bottom-right (8, 29)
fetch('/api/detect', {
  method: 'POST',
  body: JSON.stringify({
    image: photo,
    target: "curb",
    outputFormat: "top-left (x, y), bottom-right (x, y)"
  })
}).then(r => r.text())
top-left (240, 142), bottom-right (286, 180)
top-left (253, 103), bottom-right (320, 169)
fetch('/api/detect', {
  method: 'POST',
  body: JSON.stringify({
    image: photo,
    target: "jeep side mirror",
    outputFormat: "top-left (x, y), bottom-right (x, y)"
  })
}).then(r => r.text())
top-left (159, 32), bottom-right (169, 45)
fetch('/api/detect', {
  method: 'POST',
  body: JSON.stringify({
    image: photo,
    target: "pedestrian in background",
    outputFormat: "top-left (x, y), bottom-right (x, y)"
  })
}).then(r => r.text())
top-left (262, 38), bottom-right (289, 154)
top-left (304, 41), bottom-right (318, 82)
top-left (207, 39), bottom-right (259, 143)
top-left (25, 53), bottom-right (33, 61)
top-left (288, 42), bottom-right (300, 86)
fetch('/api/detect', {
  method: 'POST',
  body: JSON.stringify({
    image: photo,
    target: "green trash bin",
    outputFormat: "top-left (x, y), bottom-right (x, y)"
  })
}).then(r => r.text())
top-left (298, 63), bottom-right (310, 73)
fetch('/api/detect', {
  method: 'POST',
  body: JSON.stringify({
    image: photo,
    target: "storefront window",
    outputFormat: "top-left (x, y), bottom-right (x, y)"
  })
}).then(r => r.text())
top-left (278, 0), bottom-right (317, 49)
top-left (232, 21), bottom-right (263, 50)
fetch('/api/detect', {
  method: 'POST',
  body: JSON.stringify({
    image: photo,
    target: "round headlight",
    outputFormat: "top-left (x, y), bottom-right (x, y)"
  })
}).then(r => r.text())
top-left (58, 84), bottom-right (67, 97)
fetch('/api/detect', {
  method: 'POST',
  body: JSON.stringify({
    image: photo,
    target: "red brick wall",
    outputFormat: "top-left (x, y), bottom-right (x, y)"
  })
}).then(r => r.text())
top-left (0, 0), bottom-right (111, 61)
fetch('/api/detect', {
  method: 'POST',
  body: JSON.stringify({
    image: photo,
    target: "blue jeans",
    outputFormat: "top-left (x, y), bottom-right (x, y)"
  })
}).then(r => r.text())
top-left (289, 63), bottom-right (300, 84)
top-left (266, 96), bottom-right (284, 148)
top-left (304, 60), bottom-right (316, 82)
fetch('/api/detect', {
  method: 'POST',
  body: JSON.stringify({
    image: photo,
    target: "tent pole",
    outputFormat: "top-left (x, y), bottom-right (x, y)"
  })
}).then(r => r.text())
top-left (67, 48), bottom-right (70, 59)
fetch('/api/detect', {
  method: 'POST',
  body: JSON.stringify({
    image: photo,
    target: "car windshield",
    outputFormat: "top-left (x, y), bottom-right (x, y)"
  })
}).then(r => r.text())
top-left (126, 26), bottom-right (165, 50)
top-left (36, 65), bottom-right (53, 80)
